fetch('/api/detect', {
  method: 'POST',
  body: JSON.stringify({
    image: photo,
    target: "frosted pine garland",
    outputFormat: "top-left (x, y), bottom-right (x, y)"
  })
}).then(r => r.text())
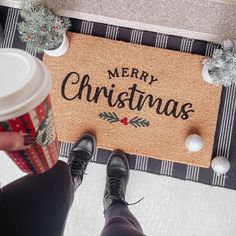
top-left (18, 0), bottom-right (71, 52)
top-left (203, 39), bottom-right (236, 86)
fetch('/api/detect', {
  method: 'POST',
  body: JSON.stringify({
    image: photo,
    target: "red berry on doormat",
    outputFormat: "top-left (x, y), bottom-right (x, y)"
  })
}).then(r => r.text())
top-left (120, 117), bottom-right (128, 125)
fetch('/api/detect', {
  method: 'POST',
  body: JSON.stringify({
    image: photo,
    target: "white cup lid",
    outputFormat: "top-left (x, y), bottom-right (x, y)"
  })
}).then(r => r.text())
top-left (0, 48), bottom-right (51, 121)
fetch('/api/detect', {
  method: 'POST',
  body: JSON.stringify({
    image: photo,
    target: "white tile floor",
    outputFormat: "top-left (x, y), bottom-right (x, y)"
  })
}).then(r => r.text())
top-left (1, 151), bottom-right (236, 236)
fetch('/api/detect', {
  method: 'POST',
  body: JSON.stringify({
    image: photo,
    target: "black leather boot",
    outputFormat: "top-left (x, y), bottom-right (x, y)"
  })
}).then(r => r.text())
top-left (103, 151), bottom-right (130, 215)
top-left (68, 133), bottom-right (96, 190)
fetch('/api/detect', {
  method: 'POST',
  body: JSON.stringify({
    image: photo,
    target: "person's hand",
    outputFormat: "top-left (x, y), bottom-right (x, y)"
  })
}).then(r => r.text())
top-left (0, 132), bottom-right (35, 152)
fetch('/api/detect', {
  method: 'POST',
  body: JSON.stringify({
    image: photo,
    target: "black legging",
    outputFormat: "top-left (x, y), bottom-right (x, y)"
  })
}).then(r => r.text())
top-left (0, 161), bottom-right (145, 236)
top-left (102, 203), bottom-right (145, 236)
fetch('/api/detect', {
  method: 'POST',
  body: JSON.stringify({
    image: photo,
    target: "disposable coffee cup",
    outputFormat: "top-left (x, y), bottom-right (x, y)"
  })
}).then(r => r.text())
top-left (0, 48), bottom-right (60, 174)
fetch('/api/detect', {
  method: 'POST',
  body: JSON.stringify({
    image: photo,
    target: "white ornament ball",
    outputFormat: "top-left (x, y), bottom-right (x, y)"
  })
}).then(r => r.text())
top-left (185, 134), bottom-right (204, 153)
top-left (211, 156), bottom-right (230, 175)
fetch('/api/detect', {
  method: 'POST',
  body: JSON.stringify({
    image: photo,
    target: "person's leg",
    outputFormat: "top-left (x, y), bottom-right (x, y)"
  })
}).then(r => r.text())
top-left (101, 204), bottom-right (145, 236)
top-left (101, 151), bottom-right (145, 236)
top-left (0, 161), bottom-right (74, 236)
top-left (0, 133), bottom-right (96, 236)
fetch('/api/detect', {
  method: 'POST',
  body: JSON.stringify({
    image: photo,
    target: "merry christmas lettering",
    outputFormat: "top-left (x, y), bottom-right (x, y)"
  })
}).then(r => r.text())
top-left (61, 68), bottom-right (195, 120)
top-left (107, 67), bottom-right (158, 86)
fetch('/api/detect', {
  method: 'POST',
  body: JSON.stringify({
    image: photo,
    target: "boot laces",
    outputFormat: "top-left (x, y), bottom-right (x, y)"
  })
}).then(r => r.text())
top-left (69, 155), bottom-right (88, 176)
top-left (107, 177), bottom-right (124, 200)
top-left (106, 177), bottom-right (144, 206)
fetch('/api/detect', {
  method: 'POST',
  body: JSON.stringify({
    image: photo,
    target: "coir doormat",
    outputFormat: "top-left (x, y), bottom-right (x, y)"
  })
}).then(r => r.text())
top-left (43, 32), bottom-right (222, 168)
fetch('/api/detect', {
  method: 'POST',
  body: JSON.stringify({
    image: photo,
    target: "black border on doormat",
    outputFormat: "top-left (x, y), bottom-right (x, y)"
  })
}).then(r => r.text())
top-left (1, 6), bottom-right (236, 190)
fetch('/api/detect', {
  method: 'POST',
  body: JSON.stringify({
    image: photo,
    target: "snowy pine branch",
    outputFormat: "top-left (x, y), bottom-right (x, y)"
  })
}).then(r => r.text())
top-left (203, 39), bottom-right (236, 86)
top-left (17, 0), bottom-right (71, 52)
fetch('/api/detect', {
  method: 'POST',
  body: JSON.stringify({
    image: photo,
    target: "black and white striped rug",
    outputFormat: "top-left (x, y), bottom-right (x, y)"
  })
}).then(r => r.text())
top-left (1, 6), bottom-right (236, 190)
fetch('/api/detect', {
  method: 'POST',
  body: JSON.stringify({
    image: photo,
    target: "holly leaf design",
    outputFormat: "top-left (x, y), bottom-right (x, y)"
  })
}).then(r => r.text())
top-left (0, 122), bottom-right (10, 130)
top-left (129, 116), bottom-right (150, 128)
top-left (99, 112), bottom-right (150, 128)
top-left (99, 112), bottom-right (119, 123)
top-left (36, 110), bottom-right (56, 146)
